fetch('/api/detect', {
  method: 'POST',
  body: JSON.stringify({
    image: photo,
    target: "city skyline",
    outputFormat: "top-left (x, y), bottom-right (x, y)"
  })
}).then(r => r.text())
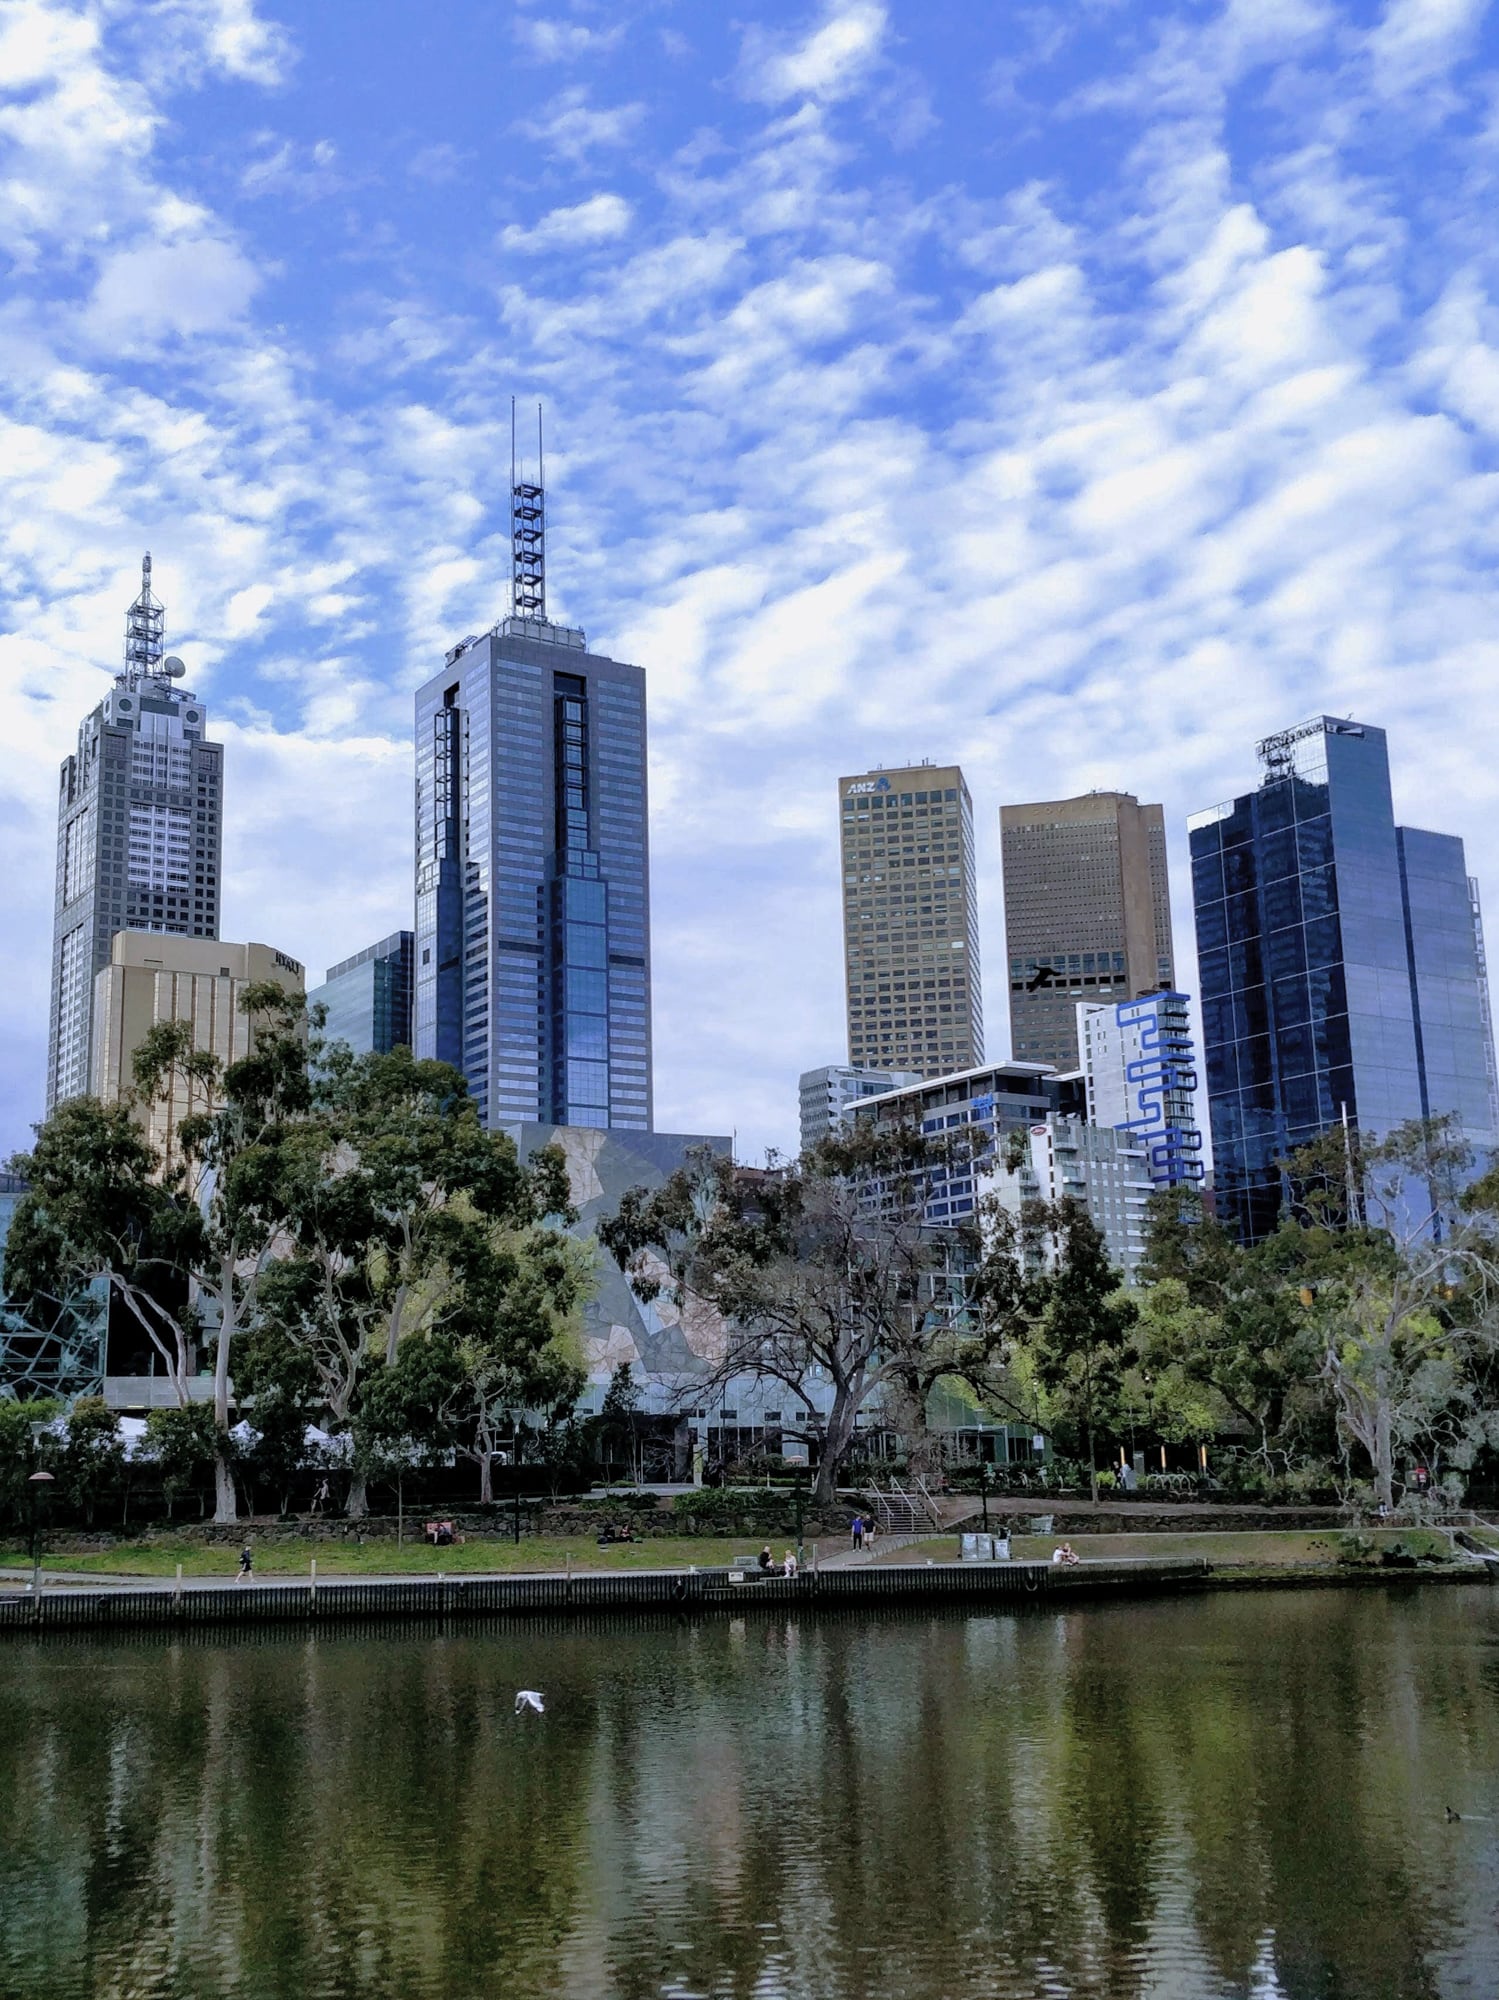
top-left (8, 3), bottom-right (1499, 1165)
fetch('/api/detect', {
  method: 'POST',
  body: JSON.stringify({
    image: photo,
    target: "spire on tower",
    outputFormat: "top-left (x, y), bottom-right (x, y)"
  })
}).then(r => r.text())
top-left (511, 398), bottom-right (546, 623)
top-left (123, 552), bottom-right (165, 685)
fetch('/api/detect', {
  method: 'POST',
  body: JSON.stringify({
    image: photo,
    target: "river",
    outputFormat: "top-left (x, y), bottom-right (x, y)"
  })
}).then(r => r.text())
top-left (1, 1585), bottom-right (1497, 1998)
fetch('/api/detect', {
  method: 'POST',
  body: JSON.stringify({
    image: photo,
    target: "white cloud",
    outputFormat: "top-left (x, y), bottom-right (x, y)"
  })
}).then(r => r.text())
top-left (739, 1), bottom-right (888, 106)
top-left (1367, 0), bottom-right (1484, 93)
top-left (86, 233), bottom-right (262, 343)
top-left (499, 193), bottom-right (633, 254)
top-left (514, 85), bottom-right (646, 163)
top-left (514, 16), bottom-right (623, 62)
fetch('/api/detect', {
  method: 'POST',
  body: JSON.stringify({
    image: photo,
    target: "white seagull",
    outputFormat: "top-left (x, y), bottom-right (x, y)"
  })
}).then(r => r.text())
top-left (515, 1689), bottom-right (545, 1716)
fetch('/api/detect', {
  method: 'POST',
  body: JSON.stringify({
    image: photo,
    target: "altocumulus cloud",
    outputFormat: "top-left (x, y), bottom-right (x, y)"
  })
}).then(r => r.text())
top-left (4, 0), bottom-right (1499, 1166)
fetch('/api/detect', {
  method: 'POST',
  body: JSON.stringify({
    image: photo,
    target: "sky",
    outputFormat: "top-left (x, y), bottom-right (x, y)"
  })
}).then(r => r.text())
top-left (4, 0), bottom-right (1499, 1166)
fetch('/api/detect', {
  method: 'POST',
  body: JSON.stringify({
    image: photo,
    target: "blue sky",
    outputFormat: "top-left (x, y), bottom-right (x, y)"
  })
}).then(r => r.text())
top-left (4, 0), bottom-right (1499, 1163)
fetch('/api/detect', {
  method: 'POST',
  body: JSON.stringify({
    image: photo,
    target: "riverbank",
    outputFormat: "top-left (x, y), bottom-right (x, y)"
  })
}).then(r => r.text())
top-left (0, 1531), bottom-right (1490, 1634)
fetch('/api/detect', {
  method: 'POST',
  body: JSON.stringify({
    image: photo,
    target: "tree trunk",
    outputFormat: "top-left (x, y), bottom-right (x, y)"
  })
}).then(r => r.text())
top-left (813, 1392), bottom-right (856, 1507)
top-left (478, 1450), bottom-right (493, 1505)
top-left (1085, 1402), bottom-right (1099, 1507)
top-left (1375, 1398), bottom-right (1394, 1513)
top-left (346, 1468), bottom-right (369, 1519)
top-left (213, 1451), bottom-right (237, 1525)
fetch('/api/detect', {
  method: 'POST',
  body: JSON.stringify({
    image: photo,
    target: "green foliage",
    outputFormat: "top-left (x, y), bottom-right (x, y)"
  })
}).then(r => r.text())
top-left (56, 1397), bottom-right (125, 1526)
top-left (143, 1404), bottom-right (219, 1517)
top-left (0, 1398), bottom-right (63, 1528)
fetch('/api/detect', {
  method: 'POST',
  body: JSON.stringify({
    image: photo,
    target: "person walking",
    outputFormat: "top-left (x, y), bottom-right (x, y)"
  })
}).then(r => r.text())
top-left (236, 1543), bottom-right (254, 1584)
top-left (852, 1514), bottom-right (864, 1551)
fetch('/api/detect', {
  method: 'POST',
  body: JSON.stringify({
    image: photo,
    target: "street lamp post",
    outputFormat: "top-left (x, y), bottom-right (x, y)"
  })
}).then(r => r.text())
top-left (980, 1459), bottom-right (990, 1533)
top-left (794, 1464), bottom-right (804, 1567)
top-left (28, 1468), bottom-right (55, 1597)
top-left (511, 1414), bottom-right (522, 1546)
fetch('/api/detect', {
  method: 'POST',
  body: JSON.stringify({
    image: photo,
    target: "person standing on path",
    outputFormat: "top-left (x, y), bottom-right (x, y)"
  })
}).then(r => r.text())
top-left (852, 1515), bottom-right (864, 1551)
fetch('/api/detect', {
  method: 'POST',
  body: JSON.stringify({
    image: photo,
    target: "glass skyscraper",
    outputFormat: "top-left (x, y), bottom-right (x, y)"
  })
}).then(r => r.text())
top-left (47, 557), bottom-right (223, 1113)
top-left (1189, 717), bottom-right (1498, 1241)
top-left (309, 931), bottom-right (414, 1058)
top-left (413, 614), bottom-right (651, 1131)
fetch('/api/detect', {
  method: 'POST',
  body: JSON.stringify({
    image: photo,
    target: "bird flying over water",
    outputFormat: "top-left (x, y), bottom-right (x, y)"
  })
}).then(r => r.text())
top-left (515, 1690), bottom-right (545, 1715)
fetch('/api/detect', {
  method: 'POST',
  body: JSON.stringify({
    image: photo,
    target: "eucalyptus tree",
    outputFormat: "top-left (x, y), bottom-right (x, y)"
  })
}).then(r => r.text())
top-left (601, 1127), bottom-right (1023, 1507)
top-left (7, 981), bottom-right (308, 1522)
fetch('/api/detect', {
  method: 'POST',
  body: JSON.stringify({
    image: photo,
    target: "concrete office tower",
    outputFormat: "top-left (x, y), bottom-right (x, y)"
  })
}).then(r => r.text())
top-left (47, 556), bottom-right (224, 1113)
top-left (798, 1062), bottom-right (922, 1153)
top-left (839, 764), bottom-right (983, 1076)
top-left (1078, 991), bottom-right (1204, 1189)
top-left (92, 934), bottom-right (304, 1163)
top-left (309, 931), bottom-right (414, 1057)
top-left (1189, 716), bottom-right (1499, 1242)
top-left (414, 417), bottom-right (650, 1129)
top-left (1002, 792), bottom-right (1174, 1072)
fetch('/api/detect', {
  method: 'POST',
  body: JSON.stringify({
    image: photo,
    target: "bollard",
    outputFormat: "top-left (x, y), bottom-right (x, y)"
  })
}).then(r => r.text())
top-left (175, 1562), bottom-right (183, 1607)
top-left (310, 1557), bottom-right (317, 1614)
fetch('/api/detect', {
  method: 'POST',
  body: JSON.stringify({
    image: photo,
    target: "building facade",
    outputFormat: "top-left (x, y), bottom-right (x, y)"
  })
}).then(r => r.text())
top-left (47, 557), bottom-right (223, 1113)
top-left (852, 1061), bottom-right (1067, 1223)
top-left (1001, 791), bottom-right (1174, 1072)
top-left (1189, 716), bottom-right (1499, 1241)
top-left (798, 1062), bottom-right (922, 1153)
top-left (414, 445), bottom-right (652, 1137)
top-left (839, 763), bottom-right (983, 1076)
top-left (988, 1118), bottom-right (1155, 1283)
top-left (310, 931), bottom-right (414, 1058)
top-left (1078, 991), bottom-right (1204, 1189)
top-left (92, 934), bottom-right (305, 1164)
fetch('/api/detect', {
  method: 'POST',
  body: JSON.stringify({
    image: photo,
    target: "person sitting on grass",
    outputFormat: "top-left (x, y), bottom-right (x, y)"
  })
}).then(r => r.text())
top-left (1051, 1541), bottom-right (1081, 1566)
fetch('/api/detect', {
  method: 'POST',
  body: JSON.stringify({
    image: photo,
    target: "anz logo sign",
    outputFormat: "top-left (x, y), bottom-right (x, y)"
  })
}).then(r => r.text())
top-left (846, 777), bottom-right (892, 797)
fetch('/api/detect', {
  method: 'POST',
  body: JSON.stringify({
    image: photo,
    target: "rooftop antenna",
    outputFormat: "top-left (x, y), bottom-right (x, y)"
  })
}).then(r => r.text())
top-left (121, 552), bottom-right (166, 688)
top-left (511, 396), bottom-right (546, 623)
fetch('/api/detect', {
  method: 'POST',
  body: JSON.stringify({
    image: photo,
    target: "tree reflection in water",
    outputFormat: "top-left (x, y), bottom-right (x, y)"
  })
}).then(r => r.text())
top-left (0, 1588), bottom-right (1495, 1999)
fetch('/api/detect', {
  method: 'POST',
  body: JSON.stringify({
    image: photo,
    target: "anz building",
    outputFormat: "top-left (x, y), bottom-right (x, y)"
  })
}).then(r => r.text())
top-left (1189, 716), bottom-right (1498, 1242)
top-left (413, 454), bottom-right (651, 1131)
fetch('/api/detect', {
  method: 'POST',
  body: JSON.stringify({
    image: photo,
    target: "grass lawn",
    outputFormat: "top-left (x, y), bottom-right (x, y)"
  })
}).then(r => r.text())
top-left (876, 1528), bottom-right (1459, 1567)
top-left (0, 1534), bottom-right (778, 1580)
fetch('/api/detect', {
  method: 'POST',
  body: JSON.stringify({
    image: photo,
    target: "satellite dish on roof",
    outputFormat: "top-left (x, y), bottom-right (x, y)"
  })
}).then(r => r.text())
top-left (162, 656), bottom-right (186, 678)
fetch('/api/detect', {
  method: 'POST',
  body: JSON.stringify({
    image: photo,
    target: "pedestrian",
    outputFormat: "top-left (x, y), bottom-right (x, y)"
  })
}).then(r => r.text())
top-left (852, 1514), bottom-right (864, 1551)
top-left (311, 1477), bottom-right (329, 1515)
top-left (866, 1518), bottom-right (878, 1553)
top-left (236, 1543), bottom-right (254, 1583)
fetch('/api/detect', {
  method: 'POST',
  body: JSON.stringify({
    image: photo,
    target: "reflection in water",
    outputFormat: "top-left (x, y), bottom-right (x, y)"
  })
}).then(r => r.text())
top-left (2, 1589), bottom-right (1498, 1999)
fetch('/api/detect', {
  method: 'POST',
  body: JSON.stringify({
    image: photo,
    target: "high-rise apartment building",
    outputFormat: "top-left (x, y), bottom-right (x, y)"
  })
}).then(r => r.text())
top-left (1078, 991), bottom-right (1204, 1189)
top-left (47, 557), bottom-right (223, 1113)
top-left (414, 437), bottom-right (650, 1129)
top-left (1189, 716), bottom-right (1499, 1241)
top-left (92, 934), bottom-right (304, 1164)
top-left (309, 931), bottom-right (414, 1058)
top-left (1001, 792), bottom-right (1174, 1072)
top-left (839, 764), bottom-right (982, 1076)
top-left (798, 1062), bottom-right (922, 1153)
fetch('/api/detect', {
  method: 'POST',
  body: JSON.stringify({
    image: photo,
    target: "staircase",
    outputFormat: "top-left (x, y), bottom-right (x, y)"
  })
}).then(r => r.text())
top-left (870, 1476), bottom-right (943, 1537)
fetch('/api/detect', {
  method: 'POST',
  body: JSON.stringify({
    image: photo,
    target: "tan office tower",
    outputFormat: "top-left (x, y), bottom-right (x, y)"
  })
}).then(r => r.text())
top-left (92, 933), bottom-right (305, 1164)
top-left (839, 764), bottom-right (983, 1076)
top-left (1001, 791), bottom-right (1174, 1072)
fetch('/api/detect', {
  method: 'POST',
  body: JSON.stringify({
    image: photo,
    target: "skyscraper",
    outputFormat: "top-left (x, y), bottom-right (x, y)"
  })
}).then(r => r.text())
top-left (413, 425), bottom-right (651, 1129)
top-left (47, 557), bottom-right (223, 1113)
top-left (1001, 791), bottom-right (1175, 1073)
top-left (839, 763), bottom-right (982, 1076)
top-left (1077, 991), bottom-right (1204, 1189)
top-left (1189, 716), bottom-right (1499, 1241)
top-left (798, 1062), bottom-right (922, 1153)
top-left (309, 932), bottom-right (414, 1058)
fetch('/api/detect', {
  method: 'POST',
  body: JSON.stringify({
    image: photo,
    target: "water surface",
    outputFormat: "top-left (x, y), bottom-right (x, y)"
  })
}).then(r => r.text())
top-left (2, 1586), bottom-right (1498, 1998)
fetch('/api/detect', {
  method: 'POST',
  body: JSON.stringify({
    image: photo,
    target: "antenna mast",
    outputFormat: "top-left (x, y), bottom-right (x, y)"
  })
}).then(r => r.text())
top-left (511, 396), bottom-right (546, 622)
top-left (122, 552), bottom-right (165, 687)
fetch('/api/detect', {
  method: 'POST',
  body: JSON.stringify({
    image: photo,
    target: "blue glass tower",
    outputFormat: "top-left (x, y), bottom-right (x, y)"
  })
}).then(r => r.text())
top-left (412, 441), bottom-right (651, 1130)
top-left (309, 931), bottom-right (414, 1058)
top-left (1189, 717), bottom-right (1497, 1241)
